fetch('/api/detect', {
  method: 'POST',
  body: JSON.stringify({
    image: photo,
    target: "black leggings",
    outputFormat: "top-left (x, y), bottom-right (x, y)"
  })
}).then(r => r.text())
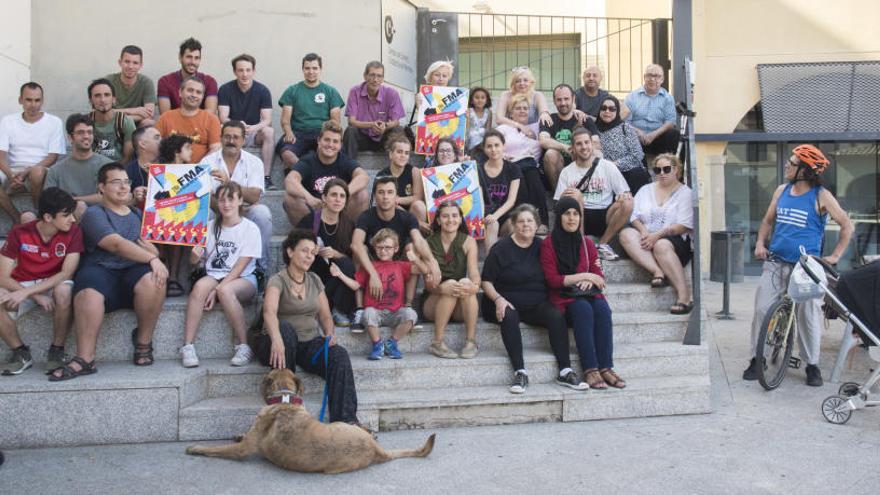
top-left (321, 256), bottom-right (355, 316)
top-left (253, 321), bottom-right (358, 423)
top-left (482, 297), bottom-right (571, 372)
top-left (513, 158), bottom-right (550, 226)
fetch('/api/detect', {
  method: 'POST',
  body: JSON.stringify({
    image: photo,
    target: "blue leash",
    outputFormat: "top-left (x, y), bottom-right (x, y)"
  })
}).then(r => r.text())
top-left (310, 336), bottom-right (331, 423)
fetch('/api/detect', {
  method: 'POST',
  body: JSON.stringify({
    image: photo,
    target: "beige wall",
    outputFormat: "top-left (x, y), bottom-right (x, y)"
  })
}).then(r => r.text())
top-left (413, 0), bottom-right (604, 16)
top-left (0, 0), bottom-right (32, 117)
top-left (30, 0), bottom-right (416, 123)
top-left (693, 0), bottom-right (880, 269)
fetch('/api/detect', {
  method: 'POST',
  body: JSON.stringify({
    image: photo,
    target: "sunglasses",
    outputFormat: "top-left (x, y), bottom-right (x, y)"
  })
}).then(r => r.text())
top-left (652, 165), bottom-right (674, 175)
top-left (600, 105), bottom-right (617, 112)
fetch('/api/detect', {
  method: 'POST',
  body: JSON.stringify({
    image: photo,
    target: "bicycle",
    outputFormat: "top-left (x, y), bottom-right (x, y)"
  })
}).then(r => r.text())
top-left (754, 253), bottom-right (837, 391)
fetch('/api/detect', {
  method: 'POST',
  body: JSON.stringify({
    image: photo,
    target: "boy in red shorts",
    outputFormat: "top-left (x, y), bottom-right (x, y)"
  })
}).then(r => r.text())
top-left (0, 187), bottom-right (82, 375)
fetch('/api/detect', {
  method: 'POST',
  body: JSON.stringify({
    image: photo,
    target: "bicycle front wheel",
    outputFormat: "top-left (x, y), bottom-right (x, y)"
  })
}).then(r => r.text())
top-left (756, 297), bottom-right (796, 390)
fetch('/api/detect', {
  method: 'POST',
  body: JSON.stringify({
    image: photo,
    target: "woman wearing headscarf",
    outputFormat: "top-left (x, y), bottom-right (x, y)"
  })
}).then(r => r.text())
top-left (540, 196), bottom-right (626, 389)
top-left (595, 94), bottom-right (650, 194)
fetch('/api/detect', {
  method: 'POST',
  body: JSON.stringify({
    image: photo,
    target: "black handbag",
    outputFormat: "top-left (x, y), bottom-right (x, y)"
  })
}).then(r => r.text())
top-left (560, 236), bottom-right (603, 299)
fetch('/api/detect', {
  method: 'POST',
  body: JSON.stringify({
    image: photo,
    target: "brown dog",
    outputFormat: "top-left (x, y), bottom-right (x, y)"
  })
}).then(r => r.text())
top-left (186, 368), bottom-right (436, 474)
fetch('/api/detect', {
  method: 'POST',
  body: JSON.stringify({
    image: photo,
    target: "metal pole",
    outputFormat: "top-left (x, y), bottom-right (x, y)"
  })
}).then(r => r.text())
top-left (682, 56), bottom-right (701, 346)
top-left (716, 232), bottom-right (734, 319)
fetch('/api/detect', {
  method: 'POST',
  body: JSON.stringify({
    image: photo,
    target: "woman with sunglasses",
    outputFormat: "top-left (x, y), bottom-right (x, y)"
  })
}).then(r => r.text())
top-left (595, 95), bottom-right (650, 194)
top-left (619, 154), bottom-right (694, 314)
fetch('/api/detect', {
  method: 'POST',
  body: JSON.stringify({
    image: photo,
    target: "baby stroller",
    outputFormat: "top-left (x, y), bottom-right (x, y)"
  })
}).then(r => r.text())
top-left (820, 260), bottom-right (880, 424)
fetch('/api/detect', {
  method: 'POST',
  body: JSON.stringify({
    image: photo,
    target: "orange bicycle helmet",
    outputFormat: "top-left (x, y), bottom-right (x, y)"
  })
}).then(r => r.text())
top-left (792, 144), bottom-right (829, 174)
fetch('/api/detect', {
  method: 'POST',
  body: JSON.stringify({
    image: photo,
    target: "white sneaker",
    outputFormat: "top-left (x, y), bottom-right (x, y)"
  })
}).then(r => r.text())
top-left (597, 243), bottom-right (620, 261)
top-left (230, 344), bottom-right (254, 366)
top-left (180, 343), bottom-right (199, 368)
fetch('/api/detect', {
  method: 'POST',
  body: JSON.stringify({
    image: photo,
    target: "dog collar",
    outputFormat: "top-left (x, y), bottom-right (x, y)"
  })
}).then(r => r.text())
top-left (266, 389), bottom-right (303, 406)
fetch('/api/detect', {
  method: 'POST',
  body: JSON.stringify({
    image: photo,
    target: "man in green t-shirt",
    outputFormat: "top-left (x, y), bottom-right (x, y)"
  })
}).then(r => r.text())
top-left (106, 45), bottom-right (156, 127)
top-left (87, 78), bottom-right (136, 162)
top-left (276, 53), bottom-right (344, 169)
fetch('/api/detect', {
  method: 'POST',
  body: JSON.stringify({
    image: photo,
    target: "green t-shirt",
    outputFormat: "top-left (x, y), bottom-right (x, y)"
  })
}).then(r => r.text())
top-left (106, 72), bottom-right (157, 109)
top-left (92, 113), bottom-right (136, 161)
top-left (277, 81), bottom-right (344, 132)
top-left (43, 153), bottom-right (112, 197)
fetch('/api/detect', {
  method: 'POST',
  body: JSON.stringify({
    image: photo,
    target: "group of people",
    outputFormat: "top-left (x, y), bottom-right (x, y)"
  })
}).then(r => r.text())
top-left (0, 37), bottom-right (700, 425)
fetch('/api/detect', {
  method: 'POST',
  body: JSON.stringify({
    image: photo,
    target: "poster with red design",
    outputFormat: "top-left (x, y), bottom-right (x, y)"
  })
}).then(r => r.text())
top-left (415, 85), bottom-right (468, 156)
top-left (140, 163), bottom-right (212, 246)
top-left (421, 160), bottom-right (485, 239)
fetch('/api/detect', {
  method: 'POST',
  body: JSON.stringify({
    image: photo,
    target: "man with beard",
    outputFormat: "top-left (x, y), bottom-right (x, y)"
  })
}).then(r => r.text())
top-left (539, 83), bottom-right (598, 191)
top-left (87, 78), bottom-right (137, 162)
top-left (574, 66), bottom-right (611, 119)
top-left (157, 38), bottom-right (218, 115)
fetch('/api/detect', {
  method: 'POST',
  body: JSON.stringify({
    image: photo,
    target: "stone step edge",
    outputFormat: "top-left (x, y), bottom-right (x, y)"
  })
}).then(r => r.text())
top-left (182, 374), bottom-right (712, 417)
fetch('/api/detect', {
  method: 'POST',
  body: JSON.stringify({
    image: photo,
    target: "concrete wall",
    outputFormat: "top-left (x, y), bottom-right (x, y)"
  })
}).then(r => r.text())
top-left (692, 0), bottom-right (880, 268)
top-left (0, 0), bottom-right (32, 117)
top-left (30, 0), bottom-right (415, 123)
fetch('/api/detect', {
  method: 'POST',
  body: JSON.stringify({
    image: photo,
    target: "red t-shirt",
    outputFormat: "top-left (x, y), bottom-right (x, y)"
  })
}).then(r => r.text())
top-left (0, 220), bottom-right (84, 282)
top-left (355, 260), bottom-right (412, 312)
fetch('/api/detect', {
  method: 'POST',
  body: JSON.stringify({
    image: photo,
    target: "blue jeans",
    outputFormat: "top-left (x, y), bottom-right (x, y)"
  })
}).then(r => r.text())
top-left (565, 297), bottom-right (614, 370)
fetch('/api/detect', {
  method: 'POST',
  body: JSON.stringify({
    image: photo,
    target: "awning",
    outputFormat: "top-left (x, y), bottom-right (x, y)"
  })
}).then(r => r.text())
top-left (757, 61), bottom-right (880, 133)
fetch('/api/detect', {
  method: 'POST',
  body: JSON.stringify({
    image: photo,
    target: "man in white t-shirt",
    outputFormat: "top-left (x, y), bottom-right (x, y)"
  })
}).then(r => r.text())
top-left (0, 82), bottom-right (66, 222)
top-left (202, 120), bottom-right (271, 272)
top-left (554, 127), bottom-right (632, 261)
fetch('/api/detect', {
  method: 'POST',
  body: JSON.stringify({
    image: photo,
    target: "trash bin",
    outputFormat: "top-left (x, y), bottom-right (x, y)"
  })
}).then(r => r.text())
top-left (710, 231), bottom-right (745, 283)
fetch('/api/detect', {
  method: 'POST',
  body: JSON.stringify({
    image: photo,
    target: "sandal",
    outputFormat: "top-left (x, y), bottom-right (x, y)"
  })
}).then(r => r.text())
top-left (584, 368), bottom-right (607, 390)
top-left (670, 301), bottom-right (694, 315)
top-left (599, 368), bottom-right (627, 389)
top-left (47, 356), bottom-right (96, 382)
top-left (166, 279), bottom-right (185, 298)
top-left (131, 328), bottom-right (154, 366)
top-left (650, 276), bottom-right (668, 288)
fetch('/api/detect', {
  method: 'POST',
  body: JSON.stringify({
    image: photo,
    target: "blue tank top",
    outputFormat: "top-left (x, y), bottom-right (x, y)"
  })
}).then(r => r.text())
top-left (768, 184), bottom-right (827, 263)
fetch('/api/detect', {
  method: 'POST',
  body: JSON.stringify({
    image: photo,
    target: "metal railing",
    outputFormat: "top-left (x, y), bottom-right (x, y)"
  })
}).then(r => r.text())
top-left (449, 12), bottom-right (672, 98)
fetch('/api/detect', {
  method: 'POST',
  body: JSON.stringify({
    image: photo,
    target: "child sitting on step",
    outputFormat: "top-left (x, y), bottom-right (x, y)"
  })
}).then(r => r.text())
top-left (331, 228), bottom-right (423, 360)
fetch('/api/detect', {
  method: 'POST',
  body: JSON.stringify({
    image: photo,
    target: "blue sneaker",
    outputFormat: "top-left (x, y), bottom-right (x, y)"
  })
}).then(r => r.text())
top-left (384, 339), bottom-right (402, 359)
top-left (368, 341), bottom-right (384, 360)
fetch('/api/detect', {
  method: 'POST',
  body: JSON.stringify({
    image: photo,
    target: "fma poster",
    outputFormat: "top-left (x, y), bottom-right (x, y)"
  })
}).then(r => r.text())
top-left (140, 163), bottom-right (212, 247)
top-left (421, 160), bottom-right (485, 238)
top-left (415, 85), bottom-right (468, 156)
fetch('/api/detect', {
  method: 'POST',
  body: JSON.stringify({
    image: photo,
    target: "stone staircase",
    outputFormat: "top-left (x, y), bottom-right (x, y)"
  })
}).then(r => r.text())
top-left (0, 150), bottom-right (710, 449)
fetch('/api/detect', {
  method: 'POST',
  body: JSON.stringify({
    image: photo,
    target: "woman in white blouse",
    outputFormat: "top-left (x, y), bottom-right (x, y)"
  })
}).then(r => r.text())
top-left (619, 154), bottom-right (694, 314)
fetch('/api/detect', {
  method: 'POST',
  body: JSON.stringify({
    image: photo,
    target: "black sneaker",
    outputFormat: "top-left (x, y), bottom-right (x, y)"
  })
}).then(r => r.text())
top-left (264, 176), bottom-right (277, 191)
top-left (46, 345), bottom-right (68, 371)
top-left (350, 308), bottom-right (365, 333)
top-left (509, 371), bottom-right (528, 394)
top-left (805, 364), bottom-right (823, 387)
top-left (556, 370), bottom-right (589, 390)
top-left (742, 358), bottom-right (760, 381)
top-left (2, 346), bottom-right (33, 376)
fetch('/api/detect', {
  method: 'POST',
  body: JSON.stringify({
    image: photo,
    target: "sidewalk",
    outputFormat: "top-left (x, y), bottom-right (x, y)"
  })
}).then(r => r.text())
top-left (3, 278), bottom-right (878, 494)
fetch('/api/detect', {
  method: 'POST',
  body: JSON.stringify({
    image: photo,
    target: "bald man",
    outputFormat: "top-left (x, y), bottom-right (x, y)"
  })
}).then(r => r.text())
top-left (575, 65), bottom-right (611, 119)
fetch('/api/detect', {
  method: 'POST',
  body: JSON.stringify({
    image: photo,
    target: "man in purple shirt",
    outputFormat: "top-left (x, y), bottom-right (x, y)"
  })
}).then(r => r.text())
top-left (342, 61), bottom-right (405, 160)
top-left (156, 38), bottom-right (218, 115)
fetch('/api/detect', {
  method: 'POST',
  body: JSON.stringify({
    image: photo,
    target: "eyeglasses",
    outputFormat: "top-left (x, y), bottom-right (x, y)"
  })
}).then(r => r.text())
top-left (106, 179), bottom-right (132, 187)
top-left (437, 148), bottom-right (455, 155)
top-left (374, 245), bottom-right (396, 251)
top-left (600, 105), bottom-right (617, 112)
top-left (652, 166), bottom-right (674, 175)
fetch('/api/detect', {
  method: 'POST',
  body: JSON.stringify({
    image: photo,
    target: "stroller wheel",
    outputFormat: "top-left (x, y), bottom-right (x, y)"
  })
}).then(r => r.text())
top-left (822, 395), bottom-right (853, 425)
top-left (838, 382), bottom-right (861, 397)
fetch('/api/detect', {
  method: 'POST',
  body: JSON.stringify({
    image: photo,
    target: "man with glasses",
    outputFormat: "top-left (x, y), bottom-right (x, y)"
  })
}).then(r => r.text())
top-left (43, 114), bottom-right (111, 219)
top-left (49, 162), bottom-right (168, 380)
top-left (342, 61), bottom-right (405, 160)
top-left (623, 64), bottom-right (678, 156)
top-left (202, 120), bottom-right (272, 273)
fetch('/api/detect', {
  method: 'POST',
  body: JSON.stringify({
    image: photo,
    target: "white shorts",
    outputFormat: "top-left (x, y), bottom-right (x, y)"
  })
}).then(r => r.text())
top-left (5, 279), bottom-right (74, 320)
top-left (0, 165), bottom-right (31, 189)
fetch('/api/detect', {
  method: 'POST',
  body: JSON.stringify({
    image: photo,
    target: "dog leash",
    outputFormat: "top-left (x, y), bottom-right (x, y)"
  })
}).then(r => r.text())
top-left (310, 336), bottom-right (331, 423)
